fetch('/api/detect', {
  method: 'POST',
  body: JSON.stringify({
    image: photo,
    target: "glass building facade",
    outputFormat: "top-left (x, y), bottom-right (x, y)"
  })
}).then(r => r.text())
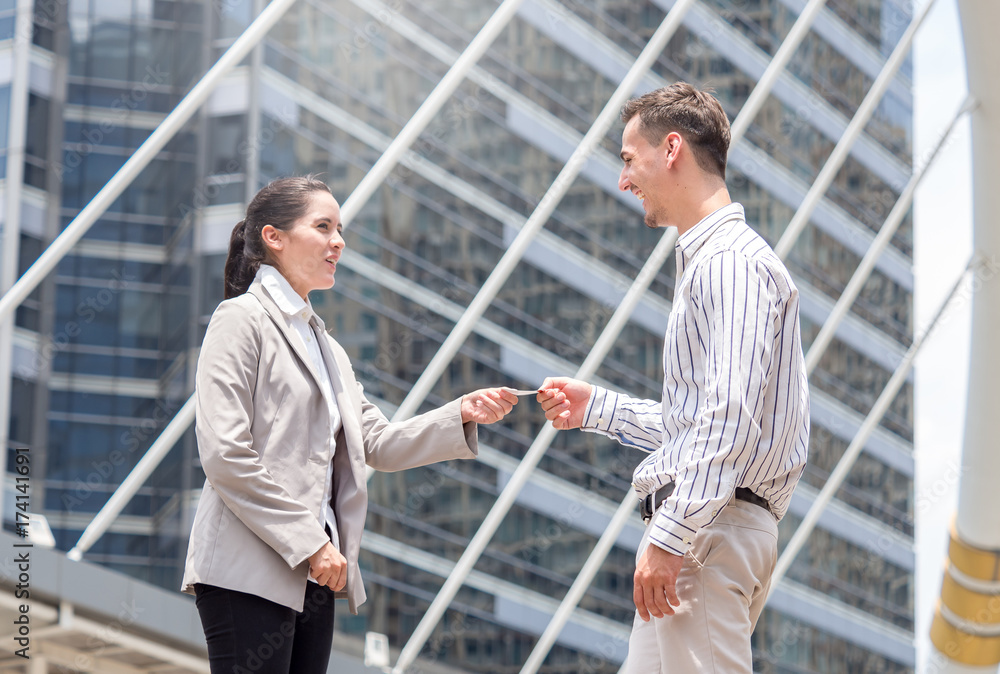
top-left (1, 0), bottom-right (916, 671)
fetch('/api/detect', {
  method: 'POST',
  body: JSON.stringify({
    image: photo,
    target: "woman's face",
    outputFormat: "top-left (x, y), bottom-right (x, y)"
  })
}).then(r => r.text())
top-left (265, 191), bottom-right (345, 300)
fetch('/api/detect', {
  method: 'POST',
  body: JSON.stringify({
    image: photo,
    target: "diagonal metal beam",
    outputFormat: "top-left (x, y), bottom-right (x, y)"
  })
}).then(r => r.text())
top-left (391, 223), bottom-right (678, 674)
top-left (728, 0), bottom-right (829, 146)
top-left (388, 0), bottom-right (695, 428)
top-left (338, 0), bottom-right (527, 226)
top-left (804, 95), bottom-right (976, 375)
top-left (773, 0), bottom-right (936, 259)
top-left (0, 0), bottom-right (303, 325)
top-left (518, 4), bottom-right (833, 669)
top-left (67, 397), bottom-right (196, 560)
top-left (390, 1), bottom-right (698, 666)
top-left (766, 254), bottom-right (980, 597)
top-left (520, 490), bottom-right (637, 674)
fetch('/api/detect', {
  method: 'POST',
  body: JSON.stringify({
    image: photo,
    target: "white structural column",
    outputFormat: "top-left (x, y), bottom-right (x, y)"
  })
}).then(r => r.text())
top-left (929, 1), bottom-right (1000, 671)
top-left (804, 95), bottom-right (975, 375)
top-left (768, 255), bottom-right (979, 596)
top-left (0, 0), bottom-right (303, 325)
top-left (517, 3), bottom-right (831, 669)
top-left (64, 0), bottom-right (529, 559)
top-left (339, 0), bottom-right (527, 225)
top-left (773, 0), bottom-right (935, 259)
top-left (0, 0), bottom-right (33, 528)
top-left (388, 0), bottom-right (695, 425)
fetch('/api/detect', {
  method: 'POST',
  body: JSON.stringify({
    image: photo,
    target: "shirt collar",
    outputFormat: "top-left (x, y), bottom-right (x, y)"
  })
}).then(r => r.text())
top-left (675, 202), bottom-right (745, 272)
top-left (257, 265), bottom-right (315, 322)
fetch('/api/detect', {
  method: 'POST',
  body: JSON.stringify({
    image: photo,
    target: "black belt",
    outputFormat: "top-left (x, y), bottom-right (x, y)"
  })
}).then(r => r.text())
top-left (639, 483), bottom-right (771, 522)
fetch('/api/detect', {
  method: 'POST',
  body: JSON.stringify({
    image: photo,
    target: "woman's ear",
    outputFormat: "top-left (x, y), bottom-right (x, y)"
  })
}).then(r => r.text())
top-left (261, 224), bottom-right (283, 252)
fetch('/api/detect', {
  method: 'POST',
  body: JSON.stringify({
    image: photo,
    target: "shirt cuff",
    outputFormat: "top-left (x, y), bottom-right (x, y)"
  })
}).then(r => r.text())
top-left (580, 386), bottom-right (619, 434)
top-left (647, 506), bottom-right (698, 557)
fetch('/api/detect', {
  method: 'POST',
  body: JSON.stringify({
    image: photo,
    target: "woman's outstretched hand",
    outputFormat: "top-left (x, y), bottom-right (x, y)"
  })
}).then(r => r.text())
top-left (460, 388), bottom-right (519, 424)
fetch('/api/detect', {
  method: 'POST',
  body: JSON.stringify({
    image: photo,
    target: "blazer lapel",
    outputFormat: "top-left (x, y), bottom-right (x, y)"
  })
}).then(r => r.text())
top-left (316, 328), bottom-right (367, 472)
top-left (247, 282), bottom-right (325, 392)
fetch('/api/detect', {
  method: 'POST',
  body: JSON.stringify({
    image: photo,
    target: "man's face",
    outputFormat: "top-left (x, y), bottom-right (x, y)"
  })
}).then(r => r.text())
top-left (618, 116), bottom-right (671, 229)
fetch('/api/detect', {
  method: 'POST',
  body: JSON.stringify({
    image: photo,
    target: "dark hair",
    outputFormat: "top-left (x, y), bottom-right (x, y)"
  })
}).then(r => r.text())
top-left (224, 176), bottom-right (332, 299)
top-left (620, 83), bottom-right (731, 180)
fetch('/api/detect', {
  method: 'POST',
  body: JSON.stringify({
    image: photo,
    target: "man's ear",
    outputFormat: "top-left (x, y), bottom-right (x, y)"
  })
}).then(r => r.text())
top-left (664, 132), bottom-right (683, 168)
top-left (261, 224), bottom-right (284, 252)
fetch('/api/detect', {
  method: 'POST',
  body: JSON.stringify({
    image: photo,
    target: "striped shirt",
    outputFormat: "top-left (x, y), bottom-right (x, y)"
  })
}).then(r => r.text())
top-left (582, 203), bottom-right (809, 556)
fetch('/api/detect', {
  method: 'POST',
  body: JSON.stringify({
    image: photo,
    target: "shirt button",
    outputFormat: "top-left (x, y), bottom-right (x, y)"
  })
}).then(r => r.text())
top-left (682, 537), bottom-right (691, 545)
top-left (597, 418), bottom-right (604, 424)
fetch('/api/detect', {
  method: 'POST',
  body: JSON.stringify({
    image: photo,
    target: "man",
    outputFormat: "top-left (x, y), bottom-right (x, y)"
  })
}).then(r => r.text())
top-left (537, 83), bottom-right (809, 672)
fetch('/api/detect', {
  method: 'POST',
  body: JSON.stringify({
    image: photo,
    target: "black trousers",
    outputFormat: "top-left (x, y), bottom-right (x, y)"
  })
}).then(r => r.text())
top-left (194, 582), bottom-right (336, 674)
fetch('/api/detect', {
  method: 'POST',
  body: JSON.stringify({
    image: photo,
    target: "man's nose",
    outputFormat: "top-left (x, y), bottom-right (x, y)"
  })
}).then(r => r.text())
top-left (618, 166), bottom-right (631, 192)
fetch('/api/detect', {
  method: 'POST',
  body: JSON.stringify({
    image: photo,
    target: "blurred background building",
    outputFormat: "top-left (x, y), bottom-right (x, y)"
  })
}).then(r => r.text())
top-left (1, 0), bottom-right (918, 671)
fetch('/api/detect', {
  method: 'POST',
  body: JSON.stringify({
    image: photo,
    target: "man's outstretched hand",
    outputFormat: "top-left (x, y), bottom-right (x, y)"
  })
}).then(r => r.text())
top-left (536, 377), bottom-right (593, 430)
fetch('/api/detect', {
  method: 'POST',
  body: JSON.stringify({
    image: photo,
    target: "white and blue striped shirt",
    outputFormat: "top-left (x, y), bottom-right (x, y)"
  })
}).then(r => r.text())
top-left (582, 203), bottom-right (809, 556)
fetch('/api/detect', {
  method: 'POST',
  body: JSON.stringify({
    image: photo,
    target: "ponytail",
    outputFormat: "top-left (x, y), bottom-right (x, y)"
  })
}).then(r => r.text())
top-left (223, 220), bottom-right (256, 299)
top-left (221, 176), bottom-right (332, 299)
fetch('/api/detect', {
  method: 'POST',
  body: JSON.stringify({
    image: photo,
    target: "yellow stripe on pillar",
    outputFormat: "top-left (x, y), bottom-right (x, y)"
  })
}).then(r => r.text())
top-left (950, 526), bottom-right (1000, 582)
top-left (931, 606), bottom-right (1000, 667)
top-left (940, 571), bottom-right (1000, 625)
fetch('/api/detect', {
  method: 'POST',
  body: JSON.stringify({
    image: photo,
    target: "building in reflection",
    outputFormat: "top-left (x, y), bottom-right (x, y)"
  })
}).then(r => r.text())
top-left (2, 0), bottom-right (915, 671)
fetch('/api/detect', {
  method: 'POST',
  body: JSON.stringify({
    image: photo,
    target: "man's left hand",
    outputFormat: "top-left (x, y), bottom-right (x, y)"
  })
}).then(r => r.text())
top-left (634, 542), bottom-right (684, 621)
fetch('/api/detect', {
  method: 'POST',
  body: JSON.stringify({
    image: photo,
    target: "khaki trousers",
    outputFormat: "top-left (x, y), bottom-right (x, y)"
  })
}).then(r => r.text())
top-left (624, 494), bottom-right (778, 674)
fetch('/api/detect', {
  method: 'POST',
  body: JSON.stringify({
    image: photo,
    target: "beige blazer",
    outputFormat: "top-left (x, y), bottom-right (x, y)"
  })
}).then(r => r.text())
top-left (181, 278), bottom-right (478, 613)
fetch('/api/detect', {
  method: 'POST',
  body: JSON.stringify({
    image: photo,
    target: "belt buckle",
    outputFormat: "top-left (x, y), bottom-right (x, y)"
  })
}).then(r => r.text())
top-left (640, 493), bottom-right (654, 523)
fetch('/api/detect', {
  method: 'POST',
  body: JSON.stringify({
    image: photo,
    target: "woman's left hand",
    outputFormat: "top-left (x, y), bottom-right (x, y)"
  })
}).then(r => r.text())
top-left (460, 388), bottom-right (519, 424)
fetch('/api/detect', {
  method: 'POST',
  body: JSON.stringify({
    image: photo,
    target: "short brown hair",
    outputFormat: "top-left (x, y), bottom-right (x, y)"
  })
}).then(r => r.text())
top-left (620, 83), bottom-right (731, 180)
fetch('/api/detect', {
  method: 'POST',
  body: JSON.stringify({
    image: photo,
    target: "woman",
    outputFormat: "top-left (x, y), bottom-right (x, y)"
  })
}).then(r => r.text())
top-left (181, 176), bottom-right (517, 673)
